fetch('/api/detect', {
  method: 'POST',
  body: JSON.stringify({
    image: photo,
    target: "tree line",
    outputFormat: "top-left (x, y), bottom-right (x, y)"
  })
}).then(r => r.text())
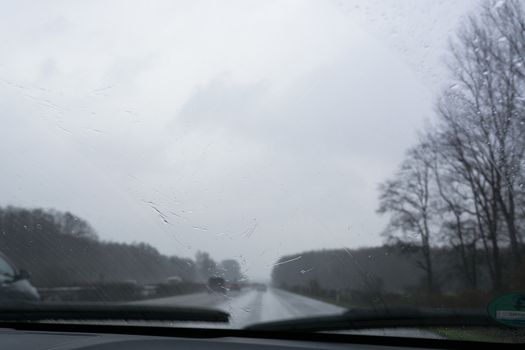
top-left (0, 206), bottom-right (241, 288)
top-left (378, 0), bottom-right (525, 294)
top-left (272, 245), bottom-right (505, 290)
top-left (273, 0), bottom-right (525, 303)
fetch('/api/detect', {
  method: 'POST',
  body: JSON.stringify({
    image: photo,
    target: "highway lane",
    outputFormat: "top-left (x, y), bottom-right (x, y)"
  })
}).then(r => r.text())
top-left (217, 288), bottom-right (345, 327)
top-left (133, 288), bottom-right (343, 327)
top-left (135, 288), bottom-right (442, 338)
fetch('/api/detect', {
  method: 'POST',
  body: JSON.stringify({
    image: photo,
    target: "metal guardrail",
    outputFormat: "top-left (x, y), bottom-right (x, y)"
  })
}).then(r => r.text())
top-left (37, 282), bottom-right (207, 302)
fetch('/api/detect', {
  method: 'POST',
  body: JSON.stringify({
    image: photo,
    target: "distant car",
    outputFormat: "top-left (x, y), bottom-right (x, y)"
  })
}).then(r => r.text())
top-left (0, 252), bottom-right (40, 302)
top-left (207, 277), bottom-right (225, 293)
top-left (254, 283), bottom-right (267, 292)
top-left (229, 283), bottom-right (241, 292)
top-left (165, 276), bottom-right (183, 285)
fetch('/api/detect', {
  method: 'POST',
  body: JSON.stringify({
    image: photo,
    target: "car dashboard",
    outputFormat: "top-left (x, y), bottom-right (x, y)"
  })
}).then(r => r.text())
top-left (0, 324), bottom-right (509, 350)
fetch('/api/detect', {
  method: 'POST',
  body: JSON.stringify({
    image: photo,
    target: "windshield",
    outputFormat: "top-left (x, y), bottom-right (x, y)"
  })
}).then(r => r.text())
top-left (1, 0), bottom-right (525, 344)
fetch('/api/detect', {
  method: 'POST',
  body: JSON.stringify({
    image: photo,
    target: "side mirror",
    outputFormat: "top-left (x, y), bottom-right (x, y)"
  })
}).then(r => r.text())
top-left (14, 269), bottom-right (30, 281)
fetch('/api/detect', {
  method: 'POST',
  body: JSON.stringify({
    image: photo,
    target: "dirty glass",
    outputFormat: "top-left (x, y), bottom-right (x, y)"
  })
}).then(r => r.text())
top-left (1, 0), bottom-right (524, 343)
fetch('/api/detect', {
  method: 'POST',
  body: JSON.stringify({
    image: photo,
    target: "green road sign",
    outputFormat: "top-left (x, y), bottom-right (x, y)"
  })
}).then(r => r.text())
top-left (488, 292), bottom-right (525, 328)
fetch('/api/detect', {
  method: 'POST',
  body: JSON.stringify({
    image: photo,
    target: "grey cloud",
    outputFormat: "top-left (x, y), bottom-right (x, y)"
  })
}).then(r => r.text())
top-left (0, 0), bottom-right (481, 280)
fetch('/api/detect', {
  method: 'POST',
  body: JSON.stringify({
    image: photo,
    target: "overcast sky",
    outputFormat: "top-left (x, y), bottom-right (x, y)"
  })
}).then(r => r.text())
top-left (1, 0), bottom-right (480, 280)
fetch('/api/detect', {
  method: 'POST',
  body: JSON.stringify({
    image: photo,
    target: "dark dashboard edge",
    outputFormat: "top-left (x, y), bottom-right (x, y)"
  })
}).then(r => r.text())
top-left (0, 322), bottom-right (519, 349)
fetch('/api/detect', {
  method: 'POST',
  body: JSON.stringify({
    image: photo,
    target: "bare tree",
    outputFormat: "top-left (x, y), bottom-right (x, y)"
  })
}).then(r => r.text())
top-left (425, 135), bottom-right (480, 289)
top-left (410, 0), bottom-right (525, 291)
top-left (195, 251), bottom-right (217, 282)
top-left (441, 0), bottom-right (524, 275)
top-left (378, 144), bottom-right (437, 293)
top-left (219, 259), bottom-right (242, 283)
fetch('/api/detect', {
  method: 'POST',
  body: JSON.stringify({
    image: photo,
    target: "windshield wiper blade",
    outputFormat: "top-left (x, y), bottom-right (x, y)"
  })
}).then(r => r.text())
top-left (0, 302), bottom-right (229, 323)
top-left (245, 307), bottom-right (500, 332)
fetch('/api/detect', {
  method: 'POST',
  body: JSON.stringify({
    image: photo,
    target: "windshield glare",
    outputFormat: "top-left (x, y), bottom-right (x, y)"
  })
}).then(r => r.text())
top-left (1, 0), bottom-right (525, 344)
top-left (0, 255), bottom-right (15, 282)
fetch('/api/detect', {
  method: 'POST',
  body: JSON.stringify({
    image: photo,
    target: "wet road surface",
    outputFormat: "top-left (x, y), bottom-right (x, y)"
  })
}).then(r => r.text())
top-left (135, 287), bottom-right (442, 338)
